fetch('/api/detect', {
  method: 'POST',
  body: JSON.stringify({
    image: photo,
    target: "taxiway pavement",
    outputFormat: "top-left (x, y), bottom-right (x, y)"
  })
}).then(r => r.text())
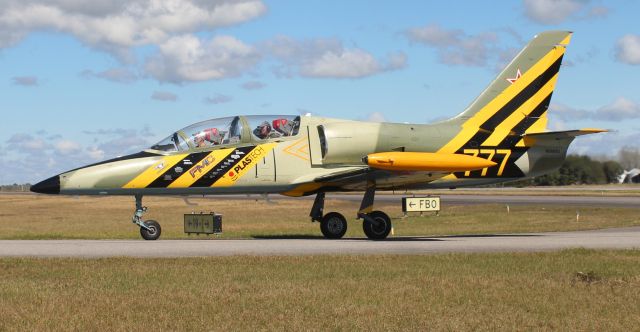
top-left (1, 227), bottom-right (638, 258)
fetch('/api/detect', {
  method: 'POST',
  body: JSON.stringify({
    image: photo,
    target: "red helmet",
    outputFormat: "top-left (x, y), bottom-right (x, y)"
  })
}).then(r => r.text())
top-left (203, 128), bottom-right (219, 142)
top-left (273, 118), bottom-right (288, 130)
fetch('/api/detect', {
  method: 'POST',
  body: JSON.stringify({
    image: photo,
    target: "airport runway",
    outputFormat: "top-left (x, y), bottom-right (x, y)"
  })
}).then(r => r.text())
top-left (1, 227), bottom-right (639, 258)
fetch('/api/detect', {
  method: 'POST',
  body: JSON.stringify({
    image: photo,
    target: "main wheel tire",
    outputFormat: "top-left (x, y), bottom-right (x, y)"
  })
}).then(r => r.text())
top-left (362, 211), bottom-right (392, 240)
top-left (140, 220), bottom-right (161, 240)
top-left (320, 212), bottom-right (348, 239)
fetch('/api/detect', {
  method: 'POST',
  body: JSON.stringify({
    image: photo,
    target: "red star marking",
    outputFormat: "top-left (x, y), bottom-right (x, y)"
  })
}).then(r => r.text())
top-left (228, 171), bottom-right (235, 177)
top-left (506, 68), bottom-right (522, 84)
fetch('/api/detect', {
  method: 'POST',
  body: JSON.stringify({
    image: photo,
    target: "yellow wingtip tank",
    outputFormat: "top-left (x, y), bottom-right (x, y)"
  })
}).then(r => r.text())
top-left (365, 152), bottom-right (497, 172)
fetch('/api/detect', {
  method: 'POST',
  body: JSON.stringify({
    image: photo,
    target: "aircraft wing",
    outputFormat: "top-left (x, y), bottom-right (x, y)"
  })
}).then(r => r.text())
top-left (311, 167), bottom-right (452, 192)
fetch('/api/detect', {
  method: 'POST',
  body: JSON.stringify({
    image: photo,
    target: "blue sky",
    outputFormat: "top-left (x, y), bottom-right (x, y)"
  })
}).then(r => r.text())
top-left (1, 0), bottom-right (639, 184)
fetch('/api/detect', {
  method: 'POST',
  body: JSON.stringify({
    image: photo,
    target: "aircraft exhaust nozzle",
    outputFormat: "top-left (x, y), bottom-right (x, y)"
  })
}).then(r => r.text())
top-left (365, 152), bottom-right (496, 172)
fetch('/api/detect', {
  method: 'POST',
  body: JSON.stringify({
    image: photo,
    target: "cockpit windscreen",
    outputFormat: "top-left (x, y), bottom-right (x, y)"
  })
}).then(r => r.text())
top-left (149, 115), bottom-right (300, 152)
top-left (150, 116), bottom-right (241, 152)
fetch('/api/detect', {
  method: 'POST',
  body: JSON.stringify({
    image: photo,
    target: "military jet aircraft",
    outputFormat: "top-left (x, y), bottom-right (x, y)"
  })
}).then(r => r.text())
top-left (31, 31), bottom-right (605, 240)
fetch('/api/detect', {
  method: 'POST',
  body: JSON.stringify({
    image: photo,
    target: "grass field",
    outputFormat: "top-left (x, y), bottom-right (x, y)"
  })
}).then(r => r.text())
top-left (0, 194), bottom-right (638, 240)
top-left (1, 250), bottom-right (639, 330)
top-left (412, 184), bottom-right (640, 197)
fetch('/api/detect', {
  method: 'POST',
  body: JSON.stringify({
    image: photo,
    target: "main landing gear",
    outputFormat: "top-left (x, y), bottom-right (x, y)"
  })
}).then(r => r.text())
top-left (310, 184), bottom-right (392, 240)
top-left (311, 193), bottom-right (348, 239)
top-left (133, 194), bottom-right (162, 240)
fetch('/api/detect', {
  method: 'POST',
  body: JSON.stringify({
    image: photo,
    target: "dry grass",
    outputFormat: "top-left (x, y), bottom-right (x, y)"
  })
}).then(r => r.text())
top-left (406, 184), bottom-right (640, 197)
top-left (0, 250), bottom-right (639, 331)
top-left (0, 194), bottom-right (639, 239)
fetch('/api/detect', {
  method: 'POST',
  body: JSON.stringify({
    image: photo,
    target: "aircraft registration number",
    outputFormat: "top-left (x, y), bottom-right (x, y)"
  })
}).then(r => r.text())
top-left (462, 149), bottom-right (512, 177)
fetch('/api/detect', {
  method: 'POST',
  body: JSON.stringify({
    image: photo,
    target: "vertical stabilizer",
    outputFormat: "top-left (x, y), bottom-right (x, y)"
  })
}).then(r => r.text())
top-left (440, 31), bottom-right (572, 153)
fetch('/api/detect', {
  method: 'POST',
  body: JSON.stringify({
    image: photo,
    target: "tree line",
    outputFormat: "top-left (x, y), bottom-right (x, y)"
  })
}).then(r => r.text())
top-left (519, 147), bottom-right (640, 186)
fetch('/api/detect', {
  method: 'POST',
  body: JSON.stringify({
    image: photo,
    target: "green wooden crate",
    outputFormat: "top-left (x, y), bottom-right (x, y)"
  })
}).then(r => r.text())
top-left (184, 213), bottom-right (222, 234)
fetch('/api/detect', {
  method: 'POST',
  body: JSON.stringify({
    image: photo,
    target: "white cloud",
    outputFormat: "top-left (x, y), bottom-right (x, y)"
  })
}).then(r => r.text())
top-left (6, 133), bottom-right (48, 151)
top-left (594, 97), bottom-right (640, 121)
top-left (615, 34), bottom-right (640, 65)
top-left (145, 34), bottom-right (260, 83)
top-left (301, 50), bottom-right (406, 78)
top-left (404, 24), bottom-right (498, 67)
top-left (568, 131), bottom-right (640, 158)
top-left (86, 146), bottom-right (105, 160)
top-left (12, 76), bottom-right (39, 86)
top-left (264, 36), bottom-right (406, 79)
top-left (81, 68), bottom-right (138, 83)
top-left (204, 93), bottom-right (232, 104)
top-left (241, 80), bottom-right (266, 90)
top-left (54, 139), bottom-right (82, 154)
top-left (1, 129), bottom-right (153, 183)
top-left (550, 98), bottom-right (640, 122)
top-left (523, 0), bottom-right (585, 24)
top-left (0, 0), bottom-right (267, 55)
top-left (587, 6), bottom-right (609, 19)
top-left (151, 91), bottom-right (178, 101)
top-left (549, 103), bottom-right (591, 121)
top-left (1, 1), bottom-right (407, 83)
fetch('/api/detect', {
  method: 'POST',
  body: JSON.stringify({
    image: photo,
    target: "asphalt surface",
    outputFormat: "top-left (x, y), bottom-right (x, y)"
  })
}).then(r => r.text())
top-left (2, 227), bottom-right (639, 258)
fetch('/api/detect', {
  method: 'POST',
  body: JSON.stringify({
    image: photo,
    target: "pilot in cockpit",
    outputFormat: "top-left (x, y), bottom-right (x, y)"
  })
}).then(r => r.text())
top-left (254, 121), bottom-right (279, 139)
top-left (194, 134), bottom-right (208, 148)
top-left (194, 128), bottom-right (222, 147)
top-left (272, 118), bottom-right (293, 136)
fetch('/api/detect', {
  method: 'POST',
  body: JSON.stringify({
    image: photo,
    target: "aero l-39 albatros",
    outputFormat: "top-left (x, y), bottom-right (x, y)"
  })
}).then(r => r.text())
top-left (31, 31), bottom-right (605, 240)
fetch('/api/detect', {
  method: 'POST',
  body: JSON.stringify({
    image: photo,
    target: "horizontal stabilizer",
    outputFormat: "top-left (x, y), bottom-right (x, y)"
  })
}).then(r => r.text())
top-left (523, 128), bottom-right (608, 139)
top-left (365, 152), bottom-right (496, 172)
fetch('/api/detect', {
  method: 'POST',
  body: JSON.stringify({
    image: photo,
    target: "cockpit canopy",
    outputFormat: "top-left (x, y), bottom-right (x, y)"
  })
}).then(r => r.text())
top-left (150, 115), bottom-right (301, 152)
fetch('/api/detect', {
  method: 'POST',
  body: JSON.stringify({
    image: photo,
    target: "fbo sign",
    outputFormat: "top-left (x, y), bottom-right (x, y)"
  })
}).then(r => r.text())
top-left (402, 196), bottom-right (441, 212)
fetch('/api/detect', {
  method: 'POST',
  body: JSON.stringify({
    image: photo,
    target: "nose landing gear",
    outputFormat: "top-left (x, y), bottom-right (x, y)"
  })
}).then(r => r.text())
top-left (132, 194), bottom-right (162, 240)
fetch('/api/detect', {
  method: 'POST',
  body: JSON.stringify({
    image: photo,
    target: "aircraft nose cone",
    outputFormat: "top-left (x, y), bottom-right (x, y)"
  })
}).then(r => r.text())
top-left (30, 175), bottom-right (60, 194)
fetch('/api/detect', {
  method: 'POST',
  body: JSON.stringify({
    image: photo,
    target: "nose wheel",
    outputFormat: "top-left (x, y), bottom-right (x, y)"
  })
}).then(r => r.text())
top-left (140, 220), bottom-right (162, 241)
top-left (132, 195), bottom-right (162, 240)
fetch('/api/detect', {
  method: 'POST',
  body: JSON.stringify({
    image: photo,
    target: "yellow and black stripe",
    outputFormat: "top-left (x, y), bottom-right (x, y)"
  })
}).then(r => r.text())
top-left (148, 151), bottom-right (211, 188)
top-left (123, 144), bottom-right (276, 189)
top-left (440, 33), bottom-right (570, 178)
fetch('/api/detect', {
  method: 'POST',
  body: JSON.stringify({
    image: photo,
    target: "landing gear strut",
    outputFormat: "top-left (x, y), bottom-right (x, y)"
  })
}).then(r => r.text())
top-left (311, 192), bottom-right (348, 239)
top-left (309, 184), bottom-right (393, 240)
top-left (357, 182), bottom-right (392, 240)
top-left (133, 194), bottom-right (162, 240)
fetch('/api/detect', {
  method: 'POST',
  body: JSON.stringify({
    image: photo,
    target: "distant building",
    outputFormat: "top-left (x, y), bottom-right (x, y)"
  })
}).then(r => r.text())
top-left (618, 169), bottom-right (640, 183)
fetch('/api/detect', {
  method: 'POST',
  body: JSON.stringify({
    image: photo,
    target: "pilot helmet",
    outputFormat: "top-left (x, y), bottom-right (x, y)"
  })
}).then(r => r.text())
top-left (258, 121), bottom-right (271, 136)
